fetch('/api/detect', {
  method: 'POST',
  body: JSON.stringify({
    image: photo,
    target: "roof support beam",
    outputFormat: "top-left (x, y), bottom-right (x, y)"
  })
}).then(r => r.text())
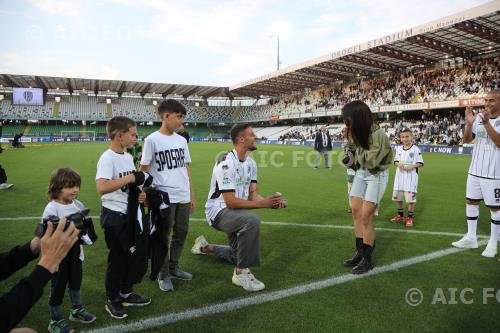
top-left (367, 46), bottom-right (435, 65)
top-left (406, 35), bottom-right (476, 59)
top-left (315, 62), bottom-right (372, 76)
top-left (285, 73), bottom-right (332, 85)
top-left (161, 84), bottom-right (178, 96)
top-left (453, 21), bottom-right (500, 44)
top-left (298, 68), bottom-right (350, 81)
top-left (1, 74), bottom-right (19, 87)
top-left (255, 81), bottom-right (296, 92)
top-left (140, 83), bottom-right (152, 96)
top-left (182, 86), bottom-right (200, 98)
top-left (268, 78), bottom-right (308, 89)
top-left (343, 55), bottom-right (404, 71)
top-left (34, 76), bottom-right (48, 90)
top-left (66, 78), bottom-right (74, 94)
top-left (223, 87), bottom-right (234, 99)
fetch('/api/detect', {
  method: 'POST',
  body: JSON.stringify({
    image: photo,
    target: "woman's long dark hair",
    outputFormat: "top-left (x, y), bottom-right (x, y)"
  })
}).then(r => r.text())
top-left (341, 100), bottom-right (373, 150)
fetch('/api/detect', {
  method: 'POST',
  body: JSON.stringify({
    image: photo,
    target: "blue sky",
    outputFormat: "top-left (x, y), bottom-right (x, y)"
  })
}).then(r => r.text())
top-left (0, 0), bottom-right (491, 87)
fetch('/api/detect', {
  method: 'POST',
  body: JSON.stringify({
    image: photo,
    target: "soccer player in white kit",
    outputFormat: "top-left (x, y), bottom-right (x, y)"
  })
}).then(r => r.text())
top-left (390, 129), bottom-right (424, 227)
top-left (452, 90), bottom-right (500, 258)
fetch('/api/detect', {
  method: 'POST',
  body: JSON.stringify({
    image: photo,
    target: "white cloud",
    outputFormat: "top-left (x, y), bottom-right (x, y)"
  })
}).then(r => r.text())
top-left (0, 51), bottom-right (120, 80)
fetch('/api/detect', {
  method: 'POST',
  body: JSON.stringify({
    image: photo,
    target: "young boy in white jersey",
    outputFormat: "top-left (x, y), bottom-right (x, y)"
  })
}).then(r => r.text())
top-left (452, 90), bottom-right (500, 259)
top-left (191, 124), bottom-right (286, 292)
top-left (390, 129), bottom-right (424, 227)
top-left (140, 99), bottom-right (195, 292)
top-left (41, 168), bottom-right (96, 333)
top-left (96, 116), bottom-right (150, 319)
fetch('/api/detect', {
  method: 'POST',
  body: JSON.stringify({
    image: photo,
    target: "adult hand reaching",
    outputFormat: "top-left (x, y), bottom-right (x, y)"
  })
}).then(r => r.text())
top-left (37, 218), bottom-right (79, 274)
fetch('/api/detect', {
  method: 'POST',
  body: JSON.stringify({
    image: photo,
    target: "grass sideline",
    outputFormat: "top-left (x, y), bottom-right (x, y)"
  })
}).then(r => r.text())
top-left (0, 142), bottom-right (499, 332)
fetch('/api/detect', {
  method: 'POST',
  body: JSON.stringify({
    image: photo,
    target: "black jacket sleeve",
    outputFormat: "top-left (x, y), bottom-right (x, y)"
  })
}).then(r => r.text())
top-left (0, 265), bottom-right (52, 332)
top-left (0, 242), bottom-right (37, 281)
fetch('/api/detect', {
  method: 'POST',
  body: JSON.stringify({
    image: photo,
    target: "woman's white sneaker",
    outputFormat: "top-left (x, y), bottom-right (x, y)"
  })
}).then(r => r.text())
top-left (232, 268), bottom-right (265, 292)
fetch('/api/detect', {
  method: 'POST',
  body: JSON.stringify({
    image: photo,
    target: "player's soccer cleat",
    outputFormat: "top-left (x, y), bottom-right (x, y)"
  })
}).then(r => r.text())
top-left (481, 242), bottom-right (497, 258)
top-left (48, 319), bottom-right (75, 333)
top-left (352, 257), bottom-right (374, 275)
top-left (191, 235), bottom-right (208, 255)
top-left (405, 217), bottom-right (414, 227)
top-left (105, 300), bottom-right (127, 319)
top-left (390, 215), bottom-right (404, 223)
top-left (158, 276), bottom-right (174, 292)
top-left (69, 307), bottom-right (96, 324)
top-left (451, 235), bottom-right (478, 249)
top-left (232, 268), bottom-right (265, 292)
top-left (170, 267), bottom-right (193, 280)
top-left (121, 292), bottom-right (151, 306)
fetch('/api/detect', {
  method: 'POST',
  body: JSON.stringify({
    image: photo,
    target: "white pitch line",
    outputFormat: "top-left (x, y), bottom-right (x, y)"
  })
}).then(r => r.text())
top-left (82, 239), bottom-right (488, 333)
top-left (0, 216), bottom-right (489, 239)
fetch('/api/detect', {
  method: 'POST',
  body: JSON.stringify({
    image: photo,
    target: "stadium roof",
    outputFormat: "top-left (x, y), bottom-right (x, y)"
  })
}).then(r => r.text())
top-left (229, 1), bottom-right (500, 98)
top-left (0, 74), bottom-right (238, 99)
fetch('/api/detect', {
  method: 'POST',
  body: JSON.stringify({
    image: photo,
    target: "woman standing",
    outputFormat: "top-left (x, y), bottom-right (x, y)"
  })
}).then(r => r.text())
top-left (342, 100), bottom-right (393, 274)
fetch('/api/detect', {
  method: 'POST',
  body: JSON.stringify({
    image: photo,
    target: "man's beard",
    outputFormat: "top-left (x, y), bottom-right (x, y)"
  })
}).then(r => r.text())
top-left (248, 144), bottom-right (257, 151)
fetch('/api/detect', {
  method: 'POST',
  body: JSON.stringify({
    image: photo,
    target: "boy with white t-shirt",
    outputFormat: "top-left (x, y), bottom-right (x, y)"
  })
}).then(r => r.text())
top-left (96, 116), bottom-right (150, 319)
top-left (140, 99), bottom-right (195, 292)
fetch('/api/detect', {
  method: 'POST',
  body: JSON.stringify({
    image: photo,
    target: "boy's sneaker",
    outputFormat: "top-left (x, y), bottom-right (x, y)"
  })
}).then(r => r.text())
top-left (69, 307), bottom-right (96, 324)
top-left (157, 275), bottom-right (174, 291)
top-left (105, 300), bottom-right (127, 319)
top-left (191, 235), bottom-right (208, 255)
top-left (121, 292), bottom-right (151, 307)
top-left (48, 319), bottom-right (75, 333)
top-left (170, 267), bottom-right (193, 280)
top-left (451, 235), bottom-right (478, 249)
top-left (481, 242), bottom-right (497, 258)
top-left (232, 268), bottom-right (265, 292)
top-left (390, 215), bottom-right (404, 223)
top-left (405, 217), bottom-right (414, 228)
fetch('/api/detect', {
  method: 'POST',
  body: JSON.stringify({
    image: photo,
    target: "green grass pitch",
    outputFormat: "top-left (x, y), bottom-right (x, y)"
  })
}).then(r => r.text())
top-left (0, 142), bottom-right (499, 332)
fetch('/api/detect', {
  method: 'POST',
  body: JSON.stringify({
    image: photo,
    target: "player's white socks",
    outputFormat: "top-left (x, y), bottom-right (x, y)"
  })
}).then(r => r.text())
top-left (466, 204), bottom-right (479, 240)
top-left (488, 210), bottom-right (500, 244)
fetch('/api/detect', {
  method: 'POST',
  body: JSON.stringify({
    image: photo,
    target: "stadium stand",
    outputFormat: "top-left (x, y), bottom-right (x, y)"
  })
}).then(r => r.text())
top-left (2, 57), bottom-right (497, 126)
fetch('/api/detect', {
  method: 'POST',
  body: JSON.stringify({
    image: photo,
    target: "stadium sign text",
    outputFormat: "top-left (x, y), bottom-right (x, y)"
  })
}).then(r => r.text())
top-left (329, 29), bottom-right (413, 60)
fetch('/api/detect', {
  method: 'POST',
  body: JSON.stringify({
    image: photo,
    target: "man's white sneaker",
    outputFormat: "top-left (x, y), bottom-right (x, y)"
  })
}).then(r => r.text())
top-left (451, 235), bottom-right (478, 249)
top-left (0, 183), bottom-right (14, 190)
top-left (191, 235), bottom-right (208, 255)
top-left (481, 242), bottom-right (497, 258)
top-left (232, 268), bottom-right (265, 292)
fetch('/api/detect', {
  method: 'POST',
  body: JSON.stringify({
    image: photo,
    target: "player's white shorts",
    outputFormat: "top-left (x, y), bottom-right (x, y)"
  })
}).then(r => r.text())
top-left (392, 190), bottom-right (417, 203)
top-left (466, 174), bottom-right (500, 208)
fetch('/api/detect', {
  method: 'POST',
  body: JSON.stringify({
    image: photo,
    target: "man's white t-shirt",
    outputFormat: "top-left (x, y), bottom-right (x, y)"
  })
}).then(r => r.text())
top-left (141, 131), bottom-right (191, 204)
top-left (205, 150), bottom-right (257, 225)
top-left (96, 149), bottom-right (136, 214)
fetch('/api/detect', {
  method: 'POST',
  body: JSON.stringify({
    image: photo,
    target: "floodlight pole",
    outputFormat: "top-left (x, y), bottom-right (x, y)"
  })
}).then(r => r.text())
top-left (270, 35), bottom-right (280, 71)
